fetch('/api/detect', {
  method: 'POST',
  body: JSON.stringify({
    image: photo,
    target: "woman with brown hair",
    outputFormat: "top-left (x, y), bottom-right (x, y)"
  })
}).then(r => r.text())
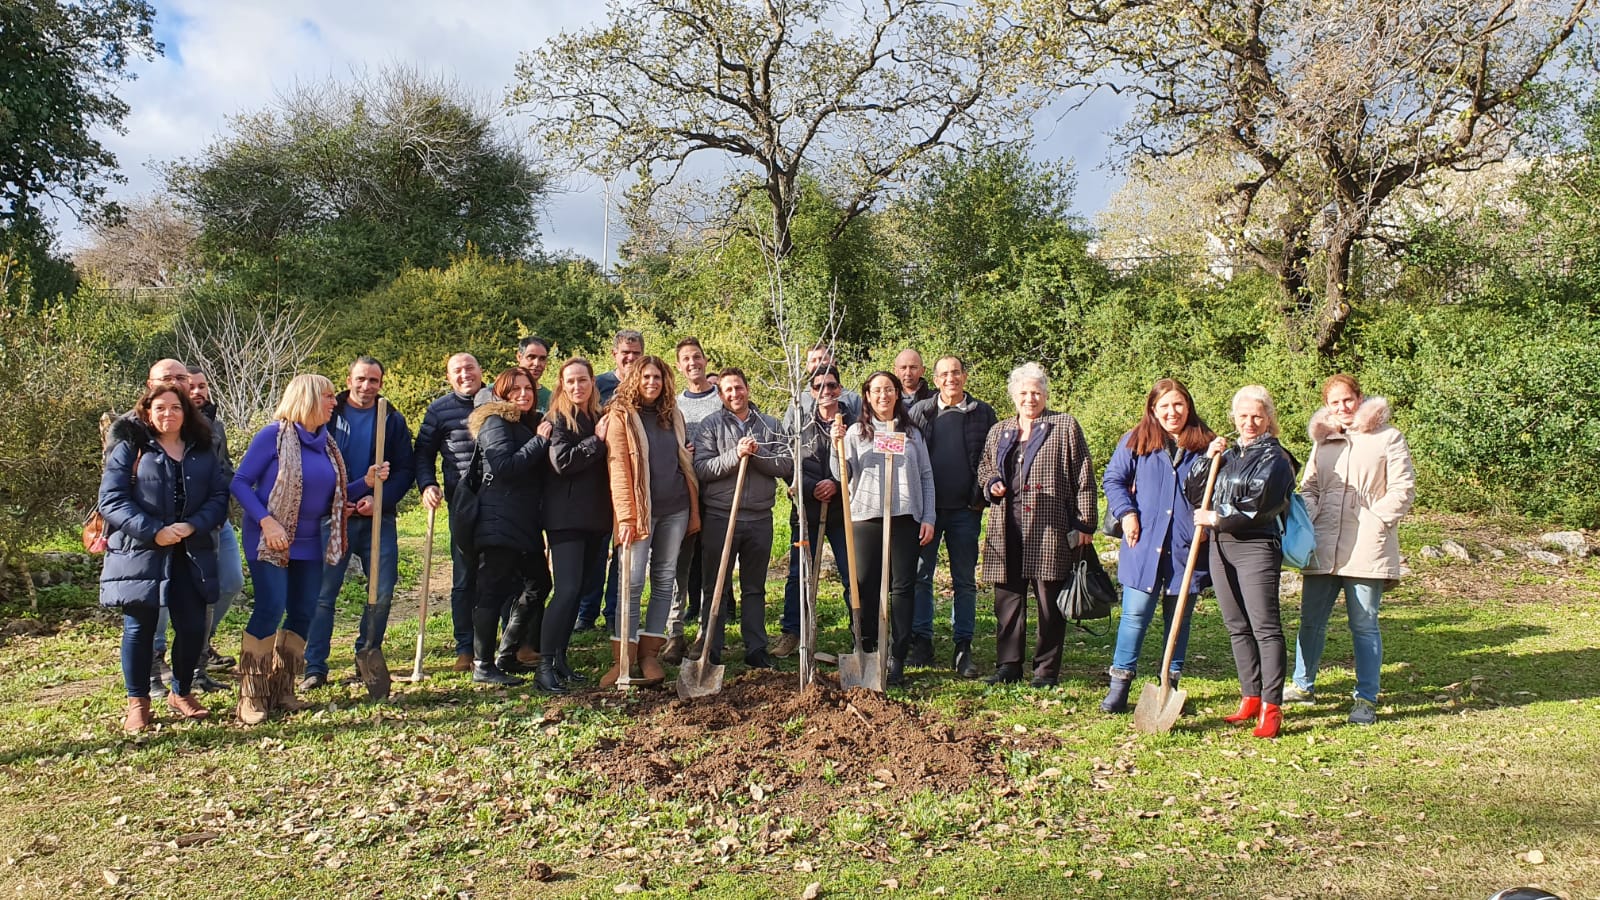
top-left (1099, 378), bottom-right (1216, 713)
top-left (100, 384), bottom-right (231, 731)
top-left (603, 355), bottom-right (700, 687)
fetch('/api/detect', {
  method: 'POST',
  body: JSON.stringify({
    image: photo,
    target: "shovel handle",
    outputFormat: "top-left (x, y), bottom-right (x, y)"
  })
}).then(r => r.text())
top-left (704, 455), bottom-right (749, 628)
top-left (833, 415), bottom-right (863, 616)
top-left (1157, 452), bottom-right (1224, 690)
top-left (410, 505), bottom-right (435, 679)
top-left (367, 398), bottom-right (387, 608)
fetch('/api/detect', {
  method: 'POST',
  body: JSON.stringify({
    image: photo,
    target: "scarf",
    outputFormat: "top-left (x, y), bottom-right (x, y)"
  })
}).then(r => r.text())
top-left (257, 421), bottom-right (349, 567)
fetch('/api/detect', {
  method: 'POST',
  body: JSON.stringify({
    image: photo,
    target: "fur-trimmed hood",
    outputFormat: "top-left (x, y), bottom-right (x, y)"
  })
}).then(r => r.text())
top-left (1308, 396), bottom-right (1392, 443)
top-left (466, 400), bottom-right (525, 439)
top-left (107, 414), bottom-right (153, 449)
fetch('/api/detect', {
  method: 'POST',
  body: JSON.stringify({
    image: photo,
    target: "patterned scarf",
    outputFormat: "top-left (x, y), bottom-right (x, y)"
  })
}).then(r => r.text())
top-left (257, 421), bottom-right (349, 567)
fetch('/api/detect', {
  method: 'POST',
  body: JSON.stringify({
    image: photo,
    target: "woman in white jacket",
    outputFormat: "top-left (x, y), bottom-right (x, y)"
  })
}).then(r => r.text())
top-left (831, 371), bottom-right (935, 686)
top-left (1287, 374), bottom-right (1416, 725)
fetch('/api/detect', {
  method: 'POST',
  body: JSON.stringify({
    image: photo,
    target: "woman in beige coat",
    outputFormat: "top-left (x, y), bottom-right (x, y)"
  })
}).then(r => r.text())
top-left (604, 355), bottom-right (700, 687)
top-left (1287, 374), bottom-right (1416, 725)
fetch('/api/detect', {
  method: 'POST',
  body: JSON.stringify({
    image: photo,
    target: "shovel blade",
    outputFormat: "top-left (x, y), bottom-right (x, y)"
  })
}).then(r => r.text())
top-left (837, 651), bottom-right (883, 693)
top-left (674, 655), bottom-right (725, 700)
top-left (1131, 682), bottom-right (1187, 734)
top-left (355, 648), bottom-right (392, 701)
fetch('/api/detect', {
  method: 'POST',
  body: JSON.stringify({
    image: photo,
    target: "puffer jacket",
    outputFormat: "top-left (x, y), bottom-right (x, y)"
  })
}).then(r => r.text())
top-left (466, 401), bottom-right (548, 550)
top-left (1184, 435), bottom-right (1298, 542)
top-left (98, 417), bottom-right (230, 608)
top-left (693, 406), bottom-right (793, 522)
top-left (545, 409), bottom-right (613, 533)
top-left (606, 405), bottom-right (701, 540)
top-left (414, 388), bottom-right (492, 496)
top-left (795, 406), bottom-right (855, 523)
top-left (1300, 397), bottom-right (1416, 580)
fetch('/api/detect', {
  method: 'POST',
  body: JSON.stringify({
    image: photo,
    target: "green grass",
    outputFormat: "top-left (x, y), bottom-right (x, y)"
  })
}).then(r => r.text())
top-left (2, 512), bottom-right (1598, 898)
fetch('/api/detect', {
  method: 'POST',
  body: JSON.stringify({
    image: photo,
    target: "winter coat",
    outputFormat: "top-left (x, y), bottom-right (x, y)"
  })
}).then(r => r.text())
top-left (465, 401), bottom-right (549, 550)
top-left (977, 412), bottom-right (1096, 583)
top-left (693, 407), bottom-right (793, 522)
top-left (331, 390), bottom-right (416, 515)
top-left (414, 388), bottom-right (492, 496)
top-left (606, 405), bottom-right (701, 540)
top-left (907, 392), bottom-right (999, 510)
top-left (545, 410), bottom-right (613, 533)
top-left (831, 418), bottom-right (936, 528)
top-left (1300, 397), bottom-right (1416, 580)
top-left (98, 417), bottom-right (230, 609)
top-left (794, 406), bottom-right (855, 523)
top-left (1184, 436), bottom-right (1297, 542)
top-left (1102, 431), bottom-right (1212, 596)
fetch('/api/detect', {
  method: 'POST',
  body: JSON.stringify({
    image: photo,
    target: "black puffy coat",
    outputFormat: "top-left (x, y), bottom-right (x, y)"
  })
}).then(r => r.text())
top-left (98, 417), bottom-right (231, 609)
top-left (545, 409), bottom-right (612, 533)
top-left (414, 389), bottom-right (488, 495)
top-left (1184, 435), bottom-right (1298, 541)
top-left (465, 401), bottom-right (547, 549)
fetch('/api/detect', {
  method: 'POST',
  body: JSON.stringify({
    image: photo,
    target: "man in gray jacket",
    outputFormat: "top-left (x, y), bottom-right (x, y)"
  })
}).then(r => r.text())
top-left (691, 368), bottom-right (793, 668)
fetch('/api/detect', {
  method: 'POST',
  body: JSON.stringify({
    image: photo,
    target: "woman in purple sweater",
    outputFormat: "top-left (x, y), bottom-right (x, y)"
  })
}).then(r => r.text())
top-left (231, 374), bottom-right (385, 724)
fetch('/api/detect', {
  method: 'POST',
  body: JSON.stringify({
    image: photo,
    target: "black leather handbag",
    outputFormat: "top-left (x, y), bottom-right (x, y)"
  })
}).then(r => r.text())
top-left (1056, 548), bottom-right (1118, 625)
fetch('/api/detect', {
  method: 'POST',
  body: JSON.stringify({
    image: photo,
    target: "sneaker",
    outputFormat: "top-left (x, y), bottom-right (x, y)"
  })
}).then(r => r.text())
top-left (771, 632), bottom-right (800, 659)
top-left (1282, 684), bottom-right (1316, 705)
top-left (1347, 698), bottom-right (1378, 726)
top-left (147, 677), bottom-right (169, 700)
top-left (297, 672), bottom-right (327, 691)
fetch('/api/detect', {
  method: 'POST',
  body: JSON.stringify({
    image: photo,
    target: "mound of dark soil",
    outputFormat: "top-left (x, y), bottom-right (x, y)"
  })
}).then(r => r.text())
top-left (574, 670), bottom-right (1050, 810)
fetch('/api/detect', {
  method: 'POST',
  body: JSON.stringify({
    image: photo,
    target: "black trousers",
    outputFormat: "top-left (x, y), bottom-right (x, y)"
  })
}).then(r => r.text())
top-left (477, 540), bottom-right (552, 617)
top-left (1210, 537), bottom-right (1286, 705)
top-left (543, 529), bottom-right (608, 657)
top-left (992, 576), bottom-right (1069, 678)
top-left (700, 513), bottom-right (772, 657)
top-left (851, 515), bottom-right (920, 661)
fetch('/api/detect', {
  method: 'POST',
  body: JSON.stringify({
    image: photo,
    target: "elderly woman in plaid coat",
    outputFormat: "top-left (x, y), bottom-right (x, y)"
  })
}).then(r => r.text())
top-left (976, 362), bottom-right (1097, 687)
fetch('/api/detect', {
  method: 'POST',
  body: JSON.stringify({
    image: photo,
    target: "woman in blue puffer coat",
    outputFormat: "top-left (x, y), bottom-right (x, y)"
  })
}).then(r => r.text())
top-left (100, 383), bottom-right (231, 733)
top-left (1099, 378), bottom-right (1216, 713)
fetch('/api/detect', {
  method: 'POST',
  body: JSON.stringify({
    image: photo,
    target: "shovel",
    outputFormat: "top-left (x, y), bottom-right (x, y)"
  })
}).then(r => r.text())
top-left (676, 455), bottom-right (748, 700)
top-left (876, 442), bottom-right (895, 686)
top-left (1132, 452), bottom-right (1223, 734)
top-left (834, 416), bottom-right (881, 692)
top-left (615, 540), bottom-right (635, 691)
top-left (398, 506), bottom-right (437, 683)
top-left (355, 397), bottom-right (393, 701)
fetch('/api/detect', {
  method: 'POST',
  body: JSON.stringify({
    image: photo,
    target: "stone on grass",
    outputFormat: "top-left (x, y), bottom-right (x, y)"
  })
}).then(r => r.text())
top-left (1419, 545), bottom-right (1444, 560)
top-left (1526, 550), bottom-right (1565, 566)
top-left (1539, 531), bottom-right (1590, 558)
top-left (1440, 540), bottom-right (1473, 562)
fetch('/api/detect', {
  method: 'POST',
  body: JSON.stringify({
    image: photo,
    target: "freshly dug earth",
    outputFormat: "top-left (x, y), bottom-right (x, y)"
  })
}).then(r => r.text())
top-left (576, 670), bottom-right (1051, 811)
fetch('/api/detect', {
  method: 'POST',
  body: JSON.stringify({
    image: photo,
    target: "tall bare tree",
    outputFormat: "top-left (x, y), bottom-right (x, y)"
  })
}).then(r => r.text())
top-left (175, 302), bottom-right (324, 434)
top-left (72, 194), bottom-right (198, 288)
top-left (1019, 0), bottom-right (1595, 353)
top-left (510, 0), bottom-right (1047, 258)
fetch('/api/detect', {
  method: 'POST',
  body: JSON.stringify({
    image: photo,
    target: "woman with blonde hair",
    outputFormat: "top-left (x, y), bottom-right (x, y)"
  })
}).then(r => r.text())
top-left (603, 355), bottom-right (700, 687)
top-left (1186, 385), bottom-right (1298, 738)
top-left (231, 374), bottom-right (388, 723)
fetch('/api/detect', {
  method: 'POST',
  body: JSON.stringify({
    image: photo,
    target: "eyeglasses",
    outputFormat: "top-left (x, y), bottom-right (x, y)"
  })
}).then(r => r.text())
top-left (812, 382), bottom-right (841, 393)
top-left (509, 385), bottom-right (536, 395)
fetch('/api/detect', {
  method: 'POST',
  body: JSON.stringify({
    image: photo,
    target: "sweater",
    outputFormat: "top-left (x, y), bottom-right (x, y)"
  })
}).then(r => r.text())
top-left (232, 422), bottom-right (371, 563)
top-left (832, 417), bottom-right (936, 528)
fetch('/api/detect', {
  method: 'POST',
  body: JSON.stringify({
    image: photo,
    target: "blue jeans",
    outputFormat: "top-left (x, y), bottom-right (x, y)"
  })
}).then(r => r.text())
top-left (154, 520), bottom-right (243, 661)
top-left (618, 509), bottom-right (690, 639)
top-left (246, 557), bottom-right (324, 639)
top-left (126, 551), bottom-right (207, 696)
top-left (305, 514), bottom-right (399, 677)
top-left (781, 503), bottom-right (852, 635)
top-left (913, 508), bottom-right (982, 643)
top-left (1110, 580), bottom-right (1190, 677)
top-left (1294, 575), bottom-right (1385, 702)
top-left (576, 538), bottom-right (619, 627)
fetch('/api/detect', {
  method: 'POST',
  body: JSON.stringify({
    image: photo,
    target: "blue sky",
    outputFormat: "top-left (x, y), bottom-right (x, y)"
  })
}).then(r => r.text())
top-left (80, 1), bottom-right (1131, 262)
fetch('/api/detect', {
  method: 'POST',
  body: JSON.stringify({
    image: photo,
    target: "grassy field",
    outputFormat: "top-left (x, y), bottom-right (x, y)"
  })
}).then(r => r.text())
top-left (1, 510), bottom-right (1597, 899)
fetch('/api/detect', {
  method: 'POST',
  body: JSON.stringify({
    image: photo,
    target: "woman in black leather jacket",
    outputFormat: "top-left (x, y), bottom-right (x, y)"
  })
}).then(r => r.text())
top-left (1185, 385), bottom-right (1297, 738)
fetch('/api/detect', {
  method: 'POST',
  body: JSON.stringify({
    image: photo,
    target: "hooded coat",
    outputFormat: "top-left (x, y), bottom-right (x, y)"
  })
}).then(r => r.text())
top-left (1300, 397), bottom-right (1416, 580)
top-left (97, 417), bottom-right (231, 608)
top-left (466, 401), bottom-right (548, 550)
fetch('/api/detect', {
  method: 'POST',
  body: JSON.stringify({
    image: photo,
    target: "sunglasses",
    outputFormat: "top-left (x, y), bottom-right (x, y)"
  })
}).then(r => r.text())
top-left (812, 382), bottom-right (842, 393)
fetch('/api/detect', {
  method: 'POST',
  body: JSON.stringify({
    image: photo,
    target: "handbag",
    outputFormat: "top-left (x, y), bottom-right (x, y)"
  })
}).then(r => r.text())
top-left (1100, 506), bottom-right (1123, 539)
top-left (1279, 492), bottom-right (1318, 570)
top-left (449, 446), bottom-right (490, 556)
top-left (1056, 545), bottom-right (1119, 628)
top-left (84, 447), bottom-right (143, 554)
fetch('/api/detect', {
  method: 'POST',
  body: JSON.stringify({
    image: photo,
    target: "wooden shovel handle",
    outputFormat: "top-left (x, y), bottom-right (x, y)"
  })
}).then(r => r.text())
top-left (833, 415), bottom-right (864, 615)
top-left (704, 455), bottom-right (749, 626)
top-left (1156, 452), bottom-right (1223, 688)
top-left (367, 398), bottom-right (387, 608)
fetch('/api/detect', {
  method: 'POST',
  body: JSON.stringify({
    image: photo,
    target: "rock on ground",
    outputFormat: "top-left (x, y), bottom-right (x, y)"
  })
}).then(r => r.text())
top-left (1440, 540), bottom-right (1473, 562)
top-left (1526, 550), bottom-right (1566, 565)
top-left (1539, 531), bottom-right (1590, 558)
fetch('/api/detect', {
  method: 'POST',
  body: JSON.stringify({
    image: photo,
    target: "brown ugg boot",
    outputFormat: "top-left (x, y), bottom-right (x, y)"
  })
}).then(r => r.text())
top-left (236, 631), bottom-right (276, 725)
top-left (269, 630), bottom-right (311, 712)
top-left (123, 697), bottom-right (153, 733)
top-left (636, 634), bottom-right (667, 687)
top-left (599, 639), bottom-right (624, 688)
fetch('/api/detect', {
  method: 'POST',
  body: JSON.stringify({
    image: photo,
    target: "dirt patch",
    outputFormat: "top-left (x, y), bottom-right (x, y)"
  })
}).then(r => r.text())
top-left (571, 670), bottom-right (1051, 813)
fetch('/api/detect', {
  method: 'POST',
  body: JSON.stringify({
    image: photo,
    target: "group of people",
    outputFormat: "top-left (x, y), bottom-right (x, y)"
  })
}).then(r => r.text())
top-left (97, 331), bottom-right (1414, 740)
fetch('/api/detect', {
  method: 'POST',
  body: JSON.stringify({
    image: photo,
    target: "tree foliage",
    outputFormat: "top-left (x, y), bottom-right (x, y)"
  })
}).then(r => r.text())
top-left (511, 0), bottom-right (1046, 258)
top-left (166, 67), bottom-right (548, 301)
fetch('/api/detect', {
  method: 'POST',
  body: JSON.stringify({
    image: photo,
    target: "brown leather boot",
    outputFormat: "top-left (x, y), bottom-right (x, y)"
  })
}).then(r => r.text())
top-left (516, 646), bottom-right (542, 668)
top-left (636, 634), bottom-right (667, 687)
top-left (123, 697), bottom-right (152, 733)
top-left (454, 652), bottom-right (474, 672)
top-left (236, 631), bottom-right (275, 725)
top-left (269, 630), bottom-right (311, 712)
top-left (166, 692), bottom-right (211, 720)
top-left (599, 639), bottom-right (624, 688)
top-left (660, 634), bottom-right (685, 666)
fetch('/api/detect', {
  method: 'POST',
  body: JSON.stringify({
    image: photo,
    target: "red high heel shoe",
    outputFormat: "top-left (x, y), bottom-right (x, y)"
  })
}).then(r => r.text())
top-left (1223, 696), bottom-right (1261, 724)
top-left (1252, 703), bottom-right (1282, 738)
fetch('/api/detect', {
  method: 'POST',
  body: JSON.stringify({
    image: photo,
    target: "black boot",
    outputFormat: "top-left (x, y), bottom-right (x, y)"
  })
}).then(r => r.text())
top-left (552, 651), bottom-right (588, 686)
top-left (472, 608), bottom-right (523, 686)
top-left (906, 635), bottom-right (935, 667)
top-left (985, 663), bottom-right (1023, 685)
top-left (495, 599), bottom-right (536, 673)
top-left (886, 656), bottom-right (906, 687)
top-left (534, 659), bottom-right (568, 693)
top-left (953, 640), bottom-right (979, 678)
top-left (1100, 667), bottom-right (1135, 713)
